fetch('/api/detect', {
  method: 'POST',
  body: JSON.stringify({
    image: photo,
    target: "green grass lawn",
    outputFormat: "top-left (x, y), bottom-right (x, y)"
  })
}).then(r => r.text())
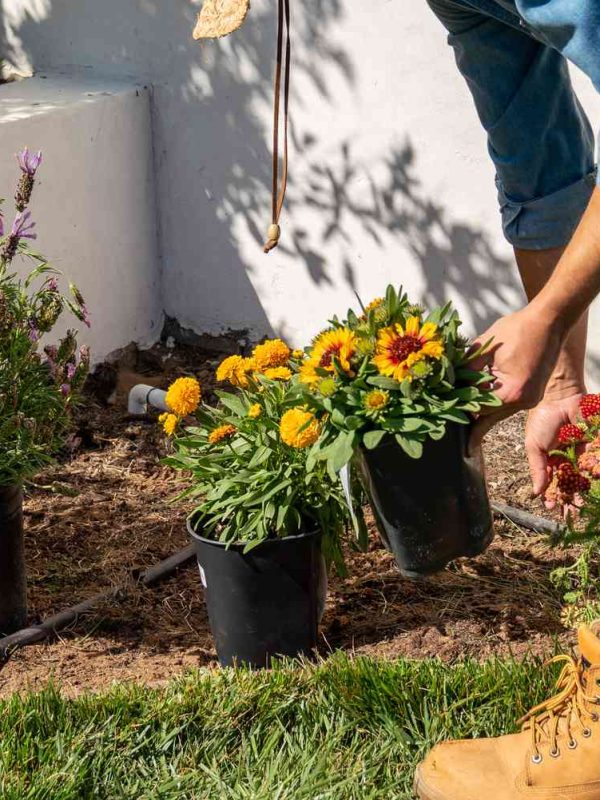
top-left (0, 654), bottom-right (557, 800)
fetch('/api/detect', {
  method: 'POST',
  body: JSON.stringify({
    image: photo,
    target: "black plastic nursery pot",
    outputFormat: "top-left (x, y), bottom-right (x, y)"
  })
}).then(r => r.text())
top-left (188, 523), bottom-right (325, 668)
top-left (0, 484), bottom-right (27, 635)
top-left (355, 423), bottom-right (494, 578)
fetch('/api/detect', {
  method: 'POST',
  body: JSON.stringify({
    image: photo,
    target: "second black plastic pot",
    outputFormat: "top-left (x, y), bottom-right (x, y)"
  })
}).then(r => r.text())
top-left (188, 523), bottom-right (325, 668)
top-left (0, 484), bottom-right (27, 635)
top-left (355, 424), bottom-right (494, 578)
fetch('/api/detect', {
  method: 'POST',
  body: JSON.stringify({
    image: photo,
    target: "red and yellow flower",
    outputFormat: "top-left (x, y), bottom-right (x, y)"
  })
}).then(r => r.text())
top-left (300, 328), bottom-right (357, 386)
top-left (372, 317), bottom-right (443, 382)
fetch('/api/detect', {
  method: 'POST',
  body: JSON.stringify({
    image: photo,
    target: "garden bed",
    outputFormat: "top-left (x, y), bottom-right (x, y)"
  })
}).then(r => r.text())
top-left (0, 341), bottom-right (580, 697)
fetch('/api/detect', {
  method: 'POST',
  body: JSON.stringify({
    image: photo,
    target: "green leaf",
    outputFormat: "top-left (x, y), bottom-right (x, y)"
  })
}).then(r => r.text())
top-left (385, 416), bottom-right (427, 433)
top-left (216, 391), bottom-right (248, 417)
top-left (439, 409), bottom-right (470, 424)
top-left (327, 431), bottom-right (357, 472)
top-left (363, 430), bottom-right (386, 450)
top-left (428, 425), bottom-right (447, 441)
top-left (395, 435), bottom-right (423, 459)
top-left (366, 376), bottom-right (403, 391)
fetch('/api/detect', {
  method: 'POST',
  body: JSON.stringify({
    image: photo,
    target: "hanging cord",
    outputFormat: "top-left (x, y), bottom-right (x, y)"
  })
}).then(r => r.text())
top-left (264, 0), bottom-right (291, 253)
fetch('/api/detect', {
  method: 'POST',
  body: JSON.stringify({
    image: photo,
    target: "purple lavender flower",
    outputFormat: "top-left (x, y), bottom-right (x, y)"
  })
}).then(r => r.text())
top-left (0, 210), bottom-right (4, 238)
top-left (15, 149), bottom-right (42, 212)
top-left (28, 323), bottom-right (40, 343)
top-left (81, 304), bottom-right (91, 328)
top-left (11, 211), bottom-right (37, 241)
top-left (43, 345), bottom-right (59, 379)
top-left (60, 383), bottom-right (70, 397)
top-left (47, 277), bottom-right (59, 293)
top-left (17, 148), bottom-right (42, 177)
top-left (66, 362), bottom-right (76, 380)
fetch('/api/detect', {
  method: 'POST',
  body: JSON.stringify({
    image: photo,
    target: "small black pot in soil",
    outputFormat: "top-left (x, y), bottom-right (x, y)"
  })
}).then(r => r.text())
top-left (355, 424), bottom-right (493, 578)
top-left (0, 484), bottom-right (27, 635)
top-left (188, 523), bottom-right (326, 668)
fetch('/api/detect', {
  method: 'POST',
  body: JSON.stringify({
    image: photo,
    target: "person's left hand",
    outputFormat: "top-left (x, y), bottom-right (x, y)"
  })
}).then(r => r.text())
top-left (525, 391), bottom-right (585, 496)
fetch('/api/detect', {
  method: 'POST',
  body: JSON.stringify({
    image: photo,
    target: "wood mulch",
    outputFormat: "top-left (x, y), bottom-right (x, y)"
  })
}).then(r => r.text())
top-left (0, 342), bottom-right (581, 697)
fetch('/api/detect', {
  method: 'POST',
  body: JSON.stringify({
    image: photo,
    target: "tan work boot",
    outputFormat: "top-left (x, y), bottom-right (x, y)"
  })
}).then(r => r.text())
top-left (414, 623), bottom-right (600, 799)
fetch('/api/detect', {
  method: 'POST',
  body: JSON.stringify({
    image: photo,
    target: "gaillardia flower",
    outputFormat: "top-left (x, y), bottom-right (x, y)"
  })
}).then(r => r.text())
top-left (159, 412), bottom-right (179, 437)
top-left (166, 377), bottom-right (201, 417)
top-left (252, 339), bottom-right (291, 371)
top-left (209, 424), bottom-right (237, 445)
top-left (373, 317), bottom-right (443, 381)
top-left (300, 328), bottom-right (357, 385)
top-left (280, 408), bottom-right (320, 448)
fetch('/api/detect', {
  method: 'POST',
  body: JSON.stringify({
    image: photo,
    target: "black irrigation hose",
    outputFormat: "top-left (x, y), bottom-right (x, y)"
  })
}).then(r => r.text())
top-left (491, 501), bottom-right (562, 536)
top-left (0, 545), bottom-right (196, 663)
top-left (0, 504), bottom-right (561, 662)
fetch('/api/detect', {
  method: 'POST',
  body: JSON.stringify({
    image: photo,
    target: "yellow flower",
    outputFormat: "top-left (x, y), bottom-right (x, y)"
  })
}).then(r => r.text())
top-left (372, 316), bottom-right (443, 382)
top-left (216, 355), bottom-right (254, 388)
top-left (280, 408), bottom-right (320, 449)
top-left (300, 328), bottom-right (357, 385)
top-left (365, 297), bottom-right (384, 314)
top-left (263, 366), bottom-right (292, 381)
top-left (252, 339), bottom-right (291, 371)
top-left (364, 390), bottom-right (389, 411)
top-left (208, 424), bottom-right (237, 445)
top-left (165, 377), bottom-right (201, 417)
top-left (299, 358), bottom-right (320, 387)
top-left (248, 403), bottom-right (262, 419)
top-left (291, 349), bottom-right (305, 360)
top-left (159, 412), bottom-right (179, 437)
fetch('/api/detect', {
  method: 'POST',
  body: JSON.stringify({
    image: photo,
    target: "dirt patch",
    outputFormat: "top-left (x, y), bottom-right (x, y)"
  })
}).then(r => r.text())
top-left (0, 343), bottom-right (581, 697)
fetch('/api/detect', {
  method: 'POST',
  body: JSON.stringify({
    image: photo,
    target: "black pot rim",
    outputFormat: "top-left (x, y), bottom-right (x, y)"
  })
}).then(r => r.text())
top-left (187, 518), bottom-right (320, 550)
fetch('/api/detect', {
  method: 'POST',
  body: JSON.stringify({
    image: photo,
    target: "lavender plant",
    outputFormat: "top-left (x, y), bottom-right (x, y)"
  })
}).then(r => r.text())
top-left (0, 149), bottom-right (90, 486)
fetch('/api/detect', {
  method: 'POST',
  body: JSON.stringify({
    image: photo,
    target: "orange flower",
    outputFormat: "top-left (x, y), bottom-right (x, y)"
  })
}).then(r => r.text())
top-left (208, 424), bottom-right (237, 445)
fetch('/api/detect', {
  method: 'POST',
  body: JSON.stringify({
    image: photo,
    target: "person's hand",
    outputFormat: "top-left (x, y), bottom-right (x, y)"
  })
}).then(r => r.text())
top-left (525, 391), bottom-right (585, 496)
top-left (469, 305), bottom-right (565, 452)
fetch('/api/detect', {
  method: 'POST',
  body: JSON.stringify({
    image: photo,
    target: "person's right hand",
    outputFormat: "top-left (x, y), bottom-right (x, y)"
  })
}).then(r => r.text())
top-left (469, 304), bottom-right (565, 451)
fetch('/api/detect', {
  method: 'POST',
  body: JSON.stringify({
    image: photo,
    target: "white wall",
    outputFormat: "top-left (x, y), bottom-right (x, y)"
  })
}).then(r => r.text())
top-left (1, 0), bottom-right (599, 384)
top-left (0, 72), bottom-right (162, 363)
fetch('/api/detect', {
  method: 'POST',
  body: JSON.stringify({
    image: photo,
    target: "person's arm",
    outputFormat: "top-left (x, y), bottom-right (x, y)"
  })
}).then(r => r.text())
top-left (514, 247), bottom-right (588, 495)
top-left (470, 187), bottom-right (600, 451)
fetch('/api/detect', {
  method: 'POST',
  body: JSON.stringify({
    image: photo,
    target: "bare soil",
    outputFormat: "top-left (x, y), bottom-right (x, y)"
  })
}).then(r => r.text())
top-left (0, 342), bottom-right (581, 697)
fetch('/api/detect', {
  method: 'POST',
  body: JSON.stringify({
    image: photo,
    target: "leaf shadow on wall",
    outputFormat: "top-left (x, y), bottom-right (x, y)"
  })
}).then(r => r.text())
top-left (5, 0), bottom-right (596, 386)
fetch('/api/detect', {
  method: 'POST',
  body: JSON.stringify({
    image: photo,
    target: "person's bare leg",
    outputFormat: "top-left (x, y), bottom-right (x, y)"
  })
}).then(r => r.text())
top-left (515, 247), bottom-right (588, 494)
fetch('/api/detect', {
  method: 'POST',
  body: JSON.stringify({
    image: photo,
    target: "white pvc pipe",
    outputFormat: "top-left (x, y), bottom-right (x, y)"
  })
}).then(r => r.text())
top-left (128, 384), bottom-right (169, 415)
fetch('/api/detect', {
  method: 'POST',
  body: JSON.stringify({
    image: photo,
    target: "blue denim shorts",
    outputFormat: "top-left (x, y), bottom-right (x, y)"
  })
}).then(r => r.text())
top-left (427, 0), bottom-right (600, 249)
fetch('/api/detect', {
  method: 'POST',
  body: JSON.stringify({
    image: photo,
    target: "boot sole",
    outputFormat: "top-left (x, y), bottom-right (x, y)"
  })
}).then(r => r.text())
top-left (413, 766), bottom-right (450, 800)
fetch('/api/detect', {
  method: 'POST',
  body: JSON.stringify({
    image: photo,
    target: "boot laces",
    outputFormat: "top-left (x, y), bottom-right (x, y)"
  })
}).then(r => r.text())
top-left (518, 655), bottom-right (599, 760)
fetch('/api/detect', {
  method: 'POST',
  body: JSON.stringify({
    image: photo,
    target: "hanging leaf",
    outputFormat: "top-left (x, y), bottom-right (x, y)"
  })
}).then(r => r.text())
top-left (363, 429), bottom-right (387, 450)
top-left (395, 435), bottom-right (423, 459)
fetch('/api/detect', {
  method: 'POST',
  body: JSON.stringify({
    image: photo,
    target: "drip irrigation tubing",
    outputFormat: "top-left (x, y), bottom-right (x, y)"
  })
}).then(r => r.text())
top-left (0, 503), bottom-right (561, 662)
